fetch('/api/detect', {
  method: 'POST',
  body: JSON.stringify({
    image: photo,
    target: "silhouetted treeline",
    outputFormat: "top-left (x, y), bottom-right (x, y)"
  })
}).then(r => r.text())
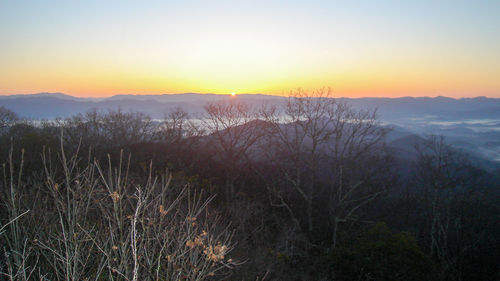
top-left (0, 91), bottom-right (499, 280)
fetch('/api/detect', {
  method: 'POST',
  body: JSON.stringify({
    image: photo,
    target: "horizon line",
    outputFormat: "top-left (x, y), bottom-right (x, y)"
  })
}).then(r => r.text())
top-left (0, 91), bottom-right (498, 100)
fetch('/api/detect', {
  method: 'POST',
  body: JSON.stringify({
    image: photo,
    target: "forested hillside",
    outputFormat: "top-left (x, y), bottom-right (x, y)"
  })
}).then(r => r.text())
top-left (1, 92), bottom-right (499, 280)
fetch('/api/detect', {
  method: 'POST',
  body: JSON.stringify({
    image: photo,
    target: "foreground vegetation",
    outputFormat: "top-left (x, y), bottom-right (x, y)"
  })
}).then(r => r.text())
top-left (1, 90), bottom-right (499, 280)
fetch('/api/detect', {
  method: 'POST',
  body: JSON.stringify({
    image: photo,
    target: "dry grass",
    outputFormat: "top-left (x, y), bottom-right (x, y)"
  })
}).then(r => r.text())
top-left (0, 135), bottom-right (238, 280)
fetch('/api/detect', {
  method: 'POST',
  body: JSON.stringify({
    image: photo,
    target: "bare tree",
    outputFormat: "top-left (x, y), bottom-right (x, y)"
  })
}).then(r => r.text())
top-left (0, 107), bottom-right (19, 130)
top-left (261, 88), bottom-right (339, 236)
top-left (413, 135), bottom-right (484, 280)
top-left (324, 100), bottom-right (389, 249)
top-left (203, 100), bottom-right (266, 200)
top-left (261, 88), bottom-right (390, 246)
top-left (101, 109), bottom-right (156, 146)
top-left (158, 108), bottom-right (192, 144)
top-left (60, 109), bottom-right (157, 155)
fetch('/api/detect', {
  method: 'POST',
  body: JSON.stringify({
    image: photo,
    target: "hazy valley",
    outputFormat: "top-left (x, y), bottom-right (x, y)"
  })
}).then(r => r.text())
top-left (2, 92), bottom-right (499, 168)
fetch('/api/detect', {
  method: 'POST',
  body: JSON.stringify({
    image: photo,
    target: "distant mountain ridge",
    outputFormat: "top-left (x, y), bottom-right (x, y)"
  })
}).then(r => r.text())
top-left (1, 92), bottom-right (500, 167)
top-left (1, 92), bottom-right (499, 120)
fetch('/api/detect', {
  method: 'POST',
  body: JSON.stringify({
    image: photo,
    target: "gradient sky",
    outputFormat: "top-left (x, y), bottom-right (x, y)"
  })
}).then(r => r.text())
top-left (1, 0), bottom-right (499, 98)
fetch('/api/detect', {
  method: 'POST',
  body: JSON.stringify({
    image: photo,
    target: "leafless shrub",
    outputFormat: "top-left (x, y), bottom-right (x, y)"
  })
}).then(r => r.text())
top-left (0, 134), bottom-right (238, 280)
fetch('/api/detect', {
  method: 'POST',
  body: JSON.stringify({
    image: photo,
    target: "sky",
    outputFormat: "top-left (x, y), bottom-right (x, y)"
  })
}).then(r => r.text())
top-left (1, 0), bottom-right (499, 98)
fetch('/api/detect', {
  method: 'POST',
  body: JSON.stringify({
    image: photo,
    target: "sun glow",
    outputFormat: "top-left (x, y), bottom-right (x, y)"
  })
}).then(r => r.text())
top-left (231, 92), bottom-right (236, 97)
top-left (0, 1), bottom-right (499, 97)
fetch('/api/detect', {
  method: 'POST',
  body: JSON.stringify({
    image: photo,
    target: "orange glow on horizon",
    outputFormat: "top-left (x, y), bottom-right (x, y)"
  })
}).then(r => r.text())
top-left (1, 1), bottom-right (499, 98)
top-left (1, 53), bottom-right (498, 98)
